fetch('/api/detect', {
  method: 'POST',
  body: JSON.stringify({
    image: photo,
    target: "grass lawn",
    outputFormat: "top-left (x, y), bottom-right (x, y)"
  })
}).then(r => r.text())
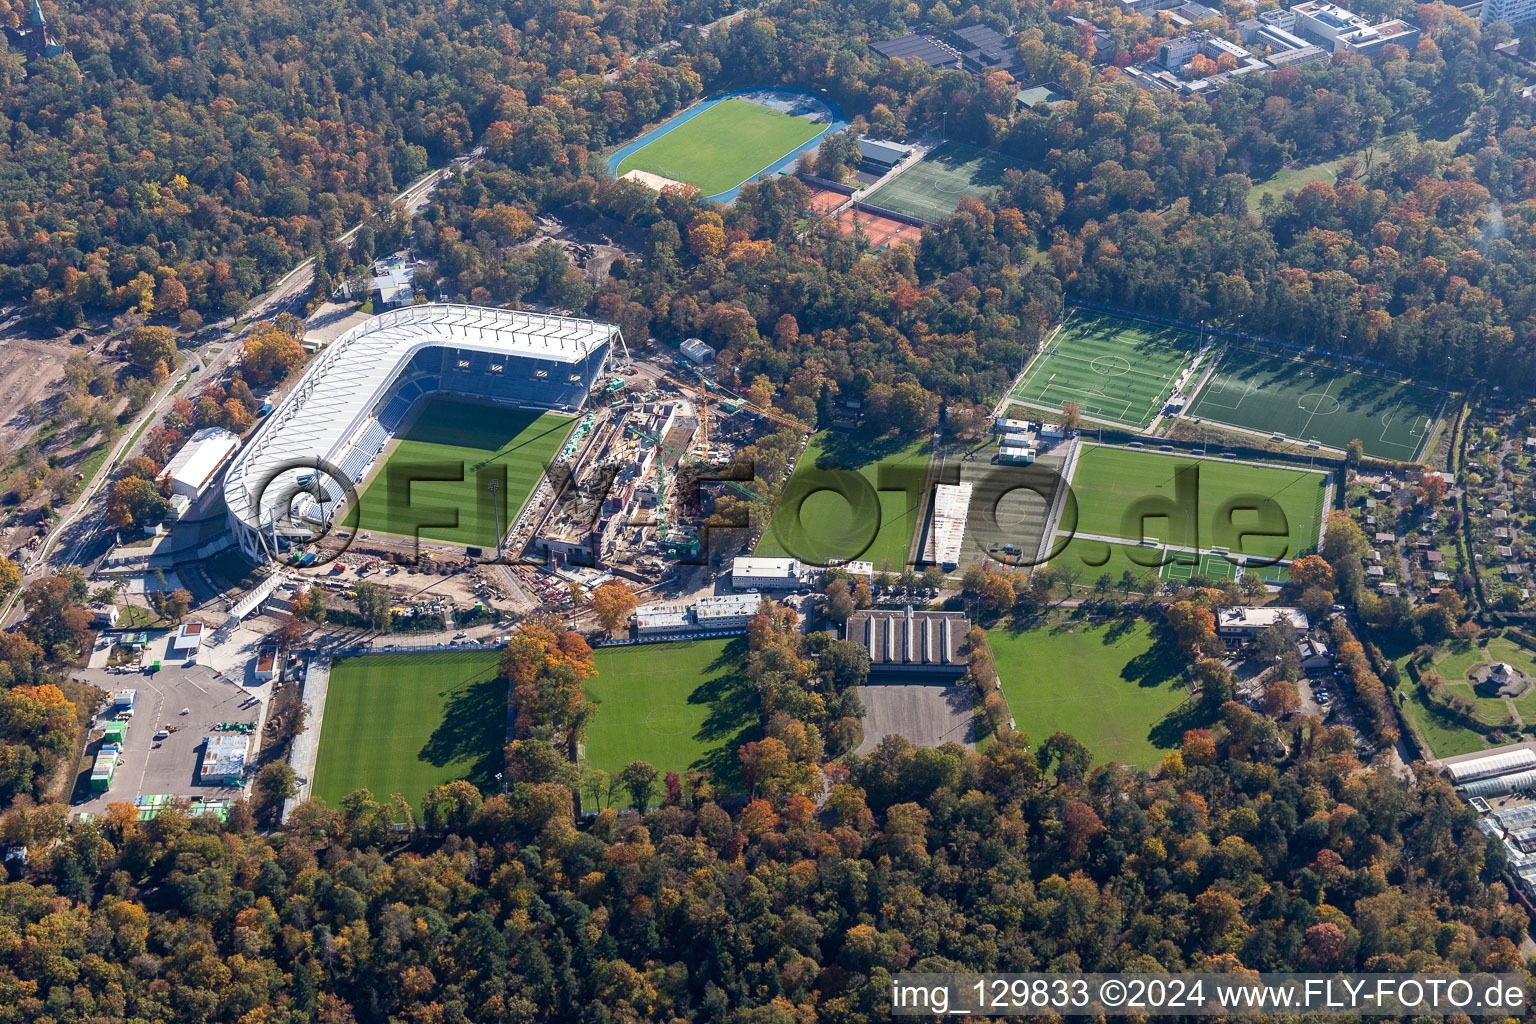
top-left (354, 397), bottom-right (573, 548)
top-left (1401, 684), bottom-right (1492, 759)
top-left (312, 651), bottom-right (506, 812)
top-left (1061, 445), bottom-right (1329, 562)
top-left (756, 432), bottom-right (931, 571)
top-left (1426, 638), bottom-right (1536, 721)
top-left (584, 638), bottom-right (756, 797)
top-left (1011, 310), bottom-right (1202, 430)
top-left (988, 618), bottom-right (1200, 767)
top-left (1052, 539), bottom-right (1166, 590)
top-left (616, 98), bottom-right (824, 196)
top-left (1186, 343), bottom-right (1447, 460)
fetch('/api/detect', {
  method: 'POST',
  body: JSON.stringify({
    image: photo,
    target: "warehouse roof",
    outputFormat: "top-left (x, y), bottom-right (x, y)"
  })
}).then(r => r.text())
top-left (162, 427), bottom-right (240, 492)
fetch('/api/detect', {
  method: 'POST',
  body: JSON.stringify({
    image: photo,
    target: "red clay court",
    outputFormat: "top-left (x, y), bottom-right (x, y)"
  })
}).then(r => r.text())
top-left (833, 207), bottom-right (924, 248)
top-left (803, 185), bottom-right (847, 216)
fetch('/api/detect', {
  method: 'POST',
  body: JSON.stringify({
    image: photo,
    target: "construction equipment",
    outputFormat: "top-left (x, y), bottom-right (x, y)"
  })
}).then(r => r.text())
top-left (670, 369), bottom-right (810, 433)
top-left (624, 423), bottom-right (767, 505)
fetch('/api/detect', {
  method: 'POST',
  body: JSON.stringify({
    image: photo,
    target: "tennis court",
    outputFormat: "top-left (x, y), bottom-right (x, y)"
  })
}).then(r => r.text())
top-left (860, 141), bottom-right (1018, 223)
top-left (1009, 310), bottom-right (1204, 430)
top-left (1186, 343), bottom-right (1448, 460)
top-left (833, 207), bottom-right (924, 248)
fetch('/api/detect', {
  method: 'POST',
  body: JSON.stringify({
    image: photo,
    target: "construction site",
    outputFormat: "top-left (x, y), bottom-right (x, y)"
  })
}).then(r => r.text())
top-left (523, 361), bottom-right (801, 583)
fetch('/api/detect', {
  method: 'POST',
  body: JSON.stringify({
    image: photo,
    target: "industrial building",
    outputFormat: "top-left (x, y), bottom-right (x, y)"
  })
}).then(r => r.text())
top-left (679, 337), bottom-right (716, 365)
top-left (1215, 606), bottom-right (1308, 641)
top-left (199, 734), bottom-right (250, 786)
top-left (845, 606), bottom-right (969, 675)
top-left (871, 32), bottom-right (965, 69)
top-left (160, 427), bottom-right (241, 500)
top-left (922, 482), bottom-right (972, 570)
top-left (731, 556), bottom-right (804, 590)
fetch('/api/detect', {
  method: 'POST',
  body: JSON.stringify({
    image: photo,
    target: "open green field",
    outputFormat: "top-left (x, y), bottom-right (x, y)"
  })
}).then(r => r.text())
top-left (757, 432), bottom-right (931, 570)
top-left (1059, 445), bottom-right (1329, 563)
top-left (616, 98), bottom-right (824, 196)
top-left (1401, 684), bottom-right (1493, 759)
top-left (862, 141), bottom-right (1019, 222)
top-left (312, 651), bottom-right (504, 812)
top-left (584, 639), bottom-right (756, 796)
top-left (1052, 539), bottom-right (1165, 588)
top-left (354, 397), bottom-right (573, 548)
top-left (1187, 343), bottom-right (1447, 460)
top-left (1011, 311), bottom-right (1203, 430)
top-left (989, 619), bottom-right (1200, 766)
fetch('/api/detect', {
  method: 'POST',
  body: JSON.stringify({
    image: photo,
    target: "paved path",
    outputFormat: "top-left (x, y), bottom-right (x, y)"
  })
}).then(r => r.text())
top-left (282, 655), bottom-right (331, 818)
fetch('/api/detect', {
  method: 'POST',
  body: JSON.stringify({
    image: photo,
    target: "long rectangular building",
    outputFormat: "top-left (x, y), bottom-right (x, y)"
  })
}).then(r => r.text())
top-left (731, 556), bottom-right (803, 590)
top-left (922, 482), bottom-right (972, 570)
top-left (846, 606), bottom-right (968, 675)
top-left (1445, 747), bottom-right (1536, 784)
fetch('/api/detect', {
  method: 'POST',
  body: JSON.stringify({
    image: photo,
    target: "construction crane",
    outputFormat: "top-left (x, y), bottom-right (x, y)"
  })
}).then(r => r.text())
top-left (625, 423), bottom-right (767, 505)
top-left (664, 369), bottom-right (810, 433)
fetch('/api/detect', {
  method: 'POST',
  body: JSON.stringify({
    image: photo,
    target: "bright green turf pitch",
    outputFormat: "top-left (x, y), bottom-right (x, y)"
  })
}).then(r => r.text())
top-left (1009, 310), bottom-right (1202, 430)
top-left (1186, 343), bottom-right (1447, 460)
top-left (861, 140), bottom-right (1019, 222)
top-left (1058, 445), bottom-right (1329, 563)
top-left (583, 638), bottom-right (757, 796)
top-left (615, 98), bottom-right (824, 196)
top-left (988, 619), bottom-right (1203, 767)
top-left (755, 432), bottom-right (931, 571)
top-left (353, 397), bottom-right (573, 548)
top-left (312, 651), bottom-right (505, 812)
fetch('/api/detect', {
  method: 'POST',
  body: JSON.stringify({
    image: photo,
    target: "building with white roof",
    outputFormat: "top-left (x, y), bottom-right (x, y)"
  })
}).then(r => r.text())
top-left (731, 556), bottom-right (804, 590)
top-left (923, 482), bottom-right (972, 570)
top-left (222, 304), bottom-right (621, 562)
top-left (633, 603), bottom-right (692, 635)
top-left (693, 593), bottom-right (764, 629)
top-left (1215, 605), bottom-right (1309, 639)
top-left (161, 427), bottom-right (241, 499)
top-left (1445, 747), bottom-right (1536, 784)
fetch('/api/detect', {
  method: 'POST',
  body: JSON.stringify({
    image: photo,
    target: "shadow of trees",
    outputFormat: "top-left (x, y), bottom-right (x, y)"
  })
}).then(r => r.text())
top-left (418, 661), bottom-right (506, 794)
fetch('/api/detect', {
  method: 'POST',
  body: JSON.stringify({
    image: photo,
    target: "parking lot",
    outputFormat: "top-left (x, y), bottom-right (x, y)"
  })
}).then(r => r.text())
top-left (72, 662), bottom-right (268, 816)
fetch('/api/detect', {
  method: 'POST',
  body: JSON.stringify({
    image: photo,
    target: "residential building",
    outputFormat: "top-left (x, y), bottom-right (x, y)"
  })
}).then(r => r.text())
top-left (845, 606), bottom-right (969, 675)
top-left (1216, 606), bottom-right (1308, 641)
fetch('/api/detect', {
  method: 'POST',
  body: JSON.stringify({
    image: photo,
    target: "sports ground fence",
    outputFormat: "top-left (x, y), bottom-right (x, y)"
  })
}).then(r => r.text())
top-left (852, 200), bottom-right (937, 228)
top-left (795, 172), bottom-right (855, 195)
top-left (1066, 297), bottom-right (1397, 374)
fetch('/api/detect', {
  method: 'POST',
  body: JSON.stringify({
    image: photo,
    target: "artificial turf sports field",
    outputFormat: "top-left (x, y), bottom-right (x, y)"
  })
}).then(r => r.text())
top-left (1053, 538), bottom-right (1289, 587)
top-left (353, 397), bottom-right (573, 548)
top-left (1010, 311), bottom-right (1203, 429)
top-left (756, 432), bottom-right (931, 570)
top-left (311, 651), bottom-right (505, 812)
top-left (862, 141), bottom-right (1018, 222)
top-left (1186, 343), bottom-right (1447, 460)
top-left (615, 98), bottom-right (824, 197)
top-left (1057, 445), bottom-right (1330, 563)
top-left (988, 620), bottom-right (1202, 766)
top-left (583, 638), bottom-right (756, 796)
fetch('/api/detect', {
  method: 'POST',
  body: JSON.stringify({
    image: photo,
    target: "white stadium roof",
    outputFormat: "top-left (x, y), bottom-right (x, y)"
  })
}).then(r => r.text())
top-left (224, 304), bottom-right (618, 533)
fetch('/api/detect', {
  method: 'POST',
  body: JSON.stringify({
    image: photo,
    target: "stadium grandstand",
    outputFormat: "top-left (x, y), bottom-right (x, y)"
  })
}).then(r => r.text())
top-left (223, 304), bottom-right (623, 562)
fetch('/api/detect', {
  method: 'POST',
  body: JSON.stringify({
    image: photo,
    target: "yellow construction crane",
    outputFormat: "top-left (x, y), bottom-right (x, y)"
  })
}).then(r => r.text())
top-left (664, 369), bottom-right (809, 434)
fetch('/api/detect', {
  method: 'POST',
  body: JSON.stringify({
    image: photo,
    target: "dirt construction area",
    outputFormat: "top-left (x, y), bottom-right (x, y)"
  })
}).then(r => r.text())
top-left (0, 332), bottom-right (76, 451)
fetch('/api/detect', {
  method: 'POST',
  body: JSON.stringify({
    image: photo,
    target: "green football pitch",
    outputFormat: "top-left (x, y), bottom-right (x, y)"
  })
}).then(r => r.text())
top-left (756, 432), bottom-right (931, 570)
top-left (353, 397), bottom-right (573, 548)
top-left (862, 141), bottom-right (1018, 222)
top-left (1010, 310), bottom-right (1203, 430)
top-left (1186, 343), bottom-right (1448, 460)
top-left (988, 620), bottom-right (1202, 767)
top-left (615, 98), bottom-right (824, 197)
top-left (584, 638), bottom-right (757, 798)
top-left (1059, 444), bottom-right (1330, 563)
top-left (312, 651), bottom-right (505, 812)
